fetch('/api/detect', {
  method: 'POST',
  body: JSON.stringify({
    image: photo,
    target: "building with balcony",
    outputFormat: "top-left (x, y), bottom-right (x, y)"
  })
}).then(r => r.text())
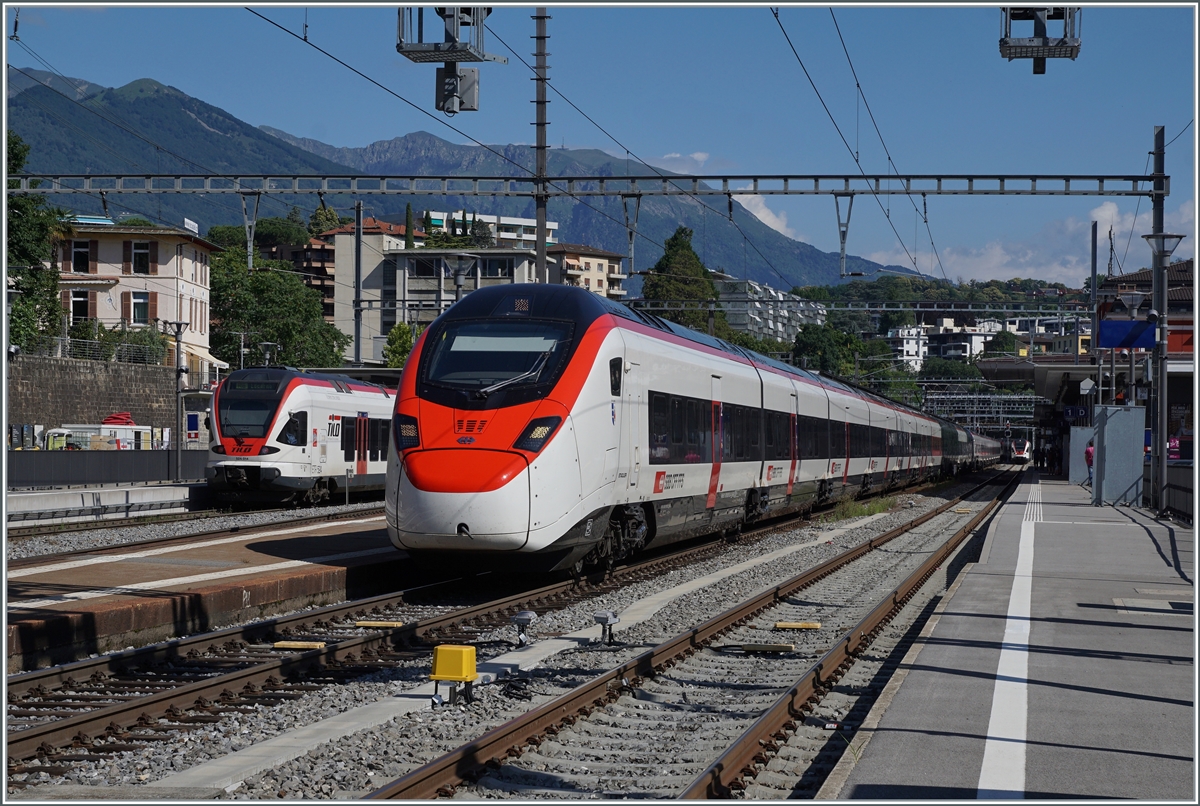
top-left (420, 210), bottom-right (557, 249)
top-left (711, 276), bottom-right (825, 344)
top-left (547, 242), bottom-right (626, 299)
top-left (53, 218), bottom-right (225, 377)
top-left (263, 238), bottom-right (344, 323)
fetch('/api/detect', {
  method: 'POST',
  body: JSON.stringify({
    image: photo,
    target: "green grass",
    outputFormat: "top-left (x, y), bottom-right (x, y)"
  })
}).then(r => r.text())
top-left (818, 496), bottom-right (897, 525)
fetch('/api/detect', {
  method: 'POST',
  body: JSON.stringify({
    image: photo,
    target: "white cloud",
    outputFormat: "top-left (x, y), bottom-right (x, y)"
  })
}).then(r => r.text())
top-left (731, 184), bottom-right (803, 241)
top-left (866, 201), bottom-right (1194, 286)
top-left (647, 151), bottom-right (711, 173)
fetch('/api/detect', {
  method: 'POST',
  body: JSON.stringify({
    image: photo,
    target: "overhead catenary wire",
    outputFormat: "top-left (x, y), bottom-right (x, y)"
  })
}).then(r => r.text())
top-left (770, 8), bottom-right (925, 280)
top-left (485, 24), bottom-right (794, 290)
top-left (244, 8), bottom-right (667, 256)
top-left (829, 9), bottom-right (949, 282)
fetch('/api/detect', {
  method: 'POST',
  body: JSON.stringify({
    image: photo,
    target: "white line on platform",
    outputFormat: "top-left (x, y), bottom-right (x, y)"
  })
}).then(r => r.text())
top-left (9, 547), bottom-right (396, 610)
top-left (7, 516), bottom-right (386, 579)
top-left (977, 480), bottom-right (1038, 798)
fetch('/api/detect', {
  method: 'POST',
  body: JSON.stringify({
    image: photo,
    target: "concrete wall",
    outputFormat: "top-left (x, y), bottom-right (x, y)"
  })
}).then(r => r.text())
top-left (7, 355), bottom-right (178, 431)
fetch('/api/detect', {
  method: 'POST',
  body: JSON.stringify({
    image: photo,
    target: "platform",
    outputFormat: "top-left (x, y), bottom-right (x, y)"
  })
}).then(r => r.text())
top-left (6, 513), bottom-right (404, 672)
top-left (823, 470), bottom-right (1194, 800)
top-left (6, 483), bottom-right (208, 526)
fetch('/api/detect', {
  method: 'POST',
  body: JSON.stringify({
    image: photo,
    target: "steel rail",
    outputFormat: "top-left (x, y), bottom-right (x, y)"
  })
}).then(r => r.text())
top-left (365, 469), bottom-right (1014, 799)
top-left (5, 532), bottom-right (734, 760)
top-left (678, 472), bottom-right (1019, 798)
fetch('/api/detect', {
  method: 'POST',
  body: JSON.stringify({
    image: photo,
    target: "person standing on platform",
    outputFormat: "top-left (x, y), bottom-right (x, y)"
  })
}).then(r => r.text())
top-left (1085, 440), bottom-right (1095, 486)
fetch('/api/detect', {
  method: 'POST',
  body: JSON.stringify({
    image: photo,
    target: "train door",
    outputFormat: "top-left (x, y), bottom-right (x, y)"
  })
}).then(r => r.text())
top-left (622, 359), bottom-right (641, 491)
top-left (707, 375), bottom-right (722, 509)
top-left (787, 392), bottom-right (798, 497)
top-left (355, 411), bottom-right (369, 477)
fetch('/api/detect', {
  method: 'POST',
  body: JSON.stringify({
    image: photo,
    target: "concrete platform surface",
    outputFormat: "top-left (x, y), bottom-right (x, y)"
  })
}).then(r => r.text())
top-left (828, 471), bottom-right (1194, 801)
top-left (6, 514), bottom-right (401, 671)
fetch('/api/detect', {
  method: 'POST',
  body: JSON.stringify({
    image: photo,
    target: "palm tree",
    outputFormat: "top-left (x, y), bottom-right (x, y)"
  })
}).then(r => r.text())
top-left (46, 208), bottom-right (76, 269)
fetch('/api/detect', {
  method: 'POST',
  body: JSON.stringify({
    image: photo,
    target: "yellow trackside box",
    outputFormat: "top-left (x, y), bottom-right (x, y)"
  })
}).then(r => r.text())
top-left (430, 645), bottom-right (477, 682)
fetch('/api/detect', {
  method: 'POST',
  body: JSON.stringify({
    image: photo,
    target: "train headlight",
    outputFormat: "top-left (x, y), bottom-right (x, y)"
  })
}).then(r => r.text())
top-left (394, 413), bottom-right (420, 450)
top-left (211, 444), bottom-right (226, 454)
top-left (513, 416), bottom-right (562, 453)
top-left (258, 445), bottom-right (280, 455)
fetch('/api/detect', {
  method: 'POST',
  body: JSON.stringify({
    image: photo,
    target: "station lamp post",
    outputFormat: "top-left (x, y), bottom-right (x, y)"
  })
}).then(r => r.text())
top-left (1141, 232), bottom-right (1184, 516)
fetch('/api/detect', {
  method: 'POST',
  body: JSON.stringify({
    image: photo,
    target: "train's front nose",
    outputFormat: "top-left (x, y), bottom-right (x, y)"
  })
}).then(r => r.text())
top-left (391, 449), bottom-right (530, 550)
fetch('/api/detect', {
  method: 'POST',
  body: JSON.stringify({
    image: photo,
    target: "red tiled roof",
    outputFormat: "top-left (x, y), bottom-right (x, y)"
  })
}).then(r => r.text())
top-left (318, 217), bottom-right (426, 238)
top-left (548, 242), bottom-right (625, 260)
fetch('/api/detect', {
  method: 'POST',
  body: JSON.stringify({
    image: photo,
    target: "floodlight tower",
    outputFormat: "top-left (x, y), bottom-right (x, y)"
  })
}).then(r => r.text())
top-left (1000, 7), bottom-right (1082, 74)
top-left (397, 7), bottom-right (507, 114)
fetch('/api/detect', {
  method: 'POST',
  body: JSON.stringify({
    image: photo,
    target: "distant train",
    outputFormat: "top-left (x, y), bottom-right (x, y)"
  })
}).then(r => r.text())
top-left (206, 367), bottom-right (395, 504)
top-left (385, 285), bottom-right (1001, 574)
top-left (1004, 438), bottom-right (1032, 464)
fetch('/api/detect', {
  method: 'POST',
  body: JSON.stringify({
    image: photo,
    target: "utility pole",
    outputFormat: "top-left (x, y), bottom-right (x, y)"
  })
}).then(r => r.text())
top-left (158, 319), bottom-right (189, 483)
top-left (533, 8), bottom-right (549, 282)
top-left (354, 200), bottom-right (363, 365)
top-left (228, 330), bottom-right (258, 371)
top-left (1150, 125), bottom-right (1167, 514)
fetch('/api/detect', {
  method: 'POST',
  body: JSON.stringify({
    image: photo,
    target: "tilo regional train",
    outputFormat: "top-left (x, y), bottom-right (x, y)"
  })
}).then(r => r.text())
top-left (385, 284), bottom-right (1000, 574)
top-left (206, 368), bottom-right (395, 504)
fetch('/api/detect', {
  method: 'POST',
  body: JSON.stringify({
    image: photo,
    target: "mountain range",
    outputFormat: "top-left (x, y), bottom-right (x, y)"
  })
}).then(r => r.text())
top-left (7, 68), bottom-right (907, 291)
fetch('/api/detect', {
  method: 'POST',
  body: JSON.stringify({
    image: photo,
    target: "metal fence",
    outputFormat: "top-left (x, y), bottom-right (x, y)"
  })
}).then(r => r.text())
top-left (21, 336), bottom-right (166, 365)
top-left (7, 450), bottom-right (209, 488)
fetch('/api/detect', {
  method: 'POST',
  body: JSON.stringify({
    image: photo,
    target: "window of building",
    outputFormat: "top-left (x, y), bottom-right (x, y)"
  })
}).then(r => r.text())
top-left (132, 242), bottom-right (151, 274)
top-left (584, 278), bottom-right (590, 288)
top-left (72, 241), bottom-right (90, 273)
top-left (597, 279), bottom-right (605, 289)
top-left (132, 291), bottom-right (150, 324)
top-left (411, 258), bottom-right (439, 277)
top-left (71, 290), bottom-right (89, 322)
top-left (482, 258), bottom-right (513, 278)
top-left (585, 261), bottom-right (591, 271)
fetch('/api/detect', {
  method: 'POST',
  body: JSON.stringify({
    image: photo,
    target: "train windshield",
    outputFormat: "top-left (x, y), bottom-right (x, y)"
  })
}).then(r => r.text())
top-left (216, 384), bottom-right (282, 439)
top-left (423, 320), bottom-right (574, 393)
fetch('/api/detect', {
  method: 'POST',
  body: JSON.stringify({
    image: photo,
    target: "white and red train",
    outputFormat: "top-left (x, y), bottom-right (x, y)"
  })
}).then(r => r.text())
top-left (385, 284), bottom-right (1000, 574)
top-left (206, 368), bottom-right (395, 504)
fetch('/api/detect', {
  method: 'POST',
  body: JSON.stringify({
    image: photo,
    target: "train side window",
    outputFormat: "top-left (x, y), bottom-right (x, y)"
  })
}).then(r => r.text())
top-left (721, 406), bottom-right (734, 461)
top-left (685, 399), bottom-right (703, 462)
top-left (609, 357), bottom-right (622, 396)
top-left (670, 397), bottom-right (684, 446)
top-left (650, 393), bottom-right (670, 463)
top-left (276, 410), bottom-right (308, 446)
top-left (341, 417), bottom-right (357, 462)
top-left (748, 409), bottom-right (760, 457)
top-left (368, 418), bottom-right (382, 462)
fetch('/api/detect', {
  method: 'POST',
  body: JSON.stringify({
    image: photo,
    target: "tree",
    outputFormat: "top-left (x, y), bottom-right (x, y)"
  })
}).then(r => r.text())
top-left (422, 209), bottom-right (434, 235)
top-left (984, 330), bottom-right (1019, 356)
top-left (383, 322), bottom-right (415, 368)
top-left (641, 226), bottom-right (718, 333)
top-left (209, 249), bottom-right (350, 368)
top-left (206, 217), bottom-right (309, 252)
top-left (6, 130), bottom-right (70, 350)
top-left (308, 206), bottom-right (342, 236)
top-left (118, 216), bottom-right (156, 227)
top-left (919, 356), bottom-right (982, 380)
top-left (469, 215), bottom-right (494, 248)
top-left (792, 322), bottom-right (860, 376)
top-left (404, 203), bottom-right (415, 249)
top-left (286, 206), bottom-right (305, 228)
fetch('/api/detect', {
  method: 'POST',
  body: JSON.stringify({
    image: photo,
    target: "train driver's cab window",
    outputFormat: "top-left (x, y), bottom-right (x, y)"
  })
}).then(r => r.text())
top-left (609, 357), bottom-right (622, 396)
top-left (276, 410), bottom-right (308, 446)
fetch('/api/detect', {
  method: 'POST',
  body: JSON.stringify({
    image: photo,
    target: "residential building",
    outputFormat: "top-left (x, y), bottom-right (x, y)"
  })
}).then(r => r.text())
top-left (886, 326), bottom-right (929, 371)
top-left (711, 276), bottom-right (826, 344)
top-left (330, 242), bottom-right (555, 364)
top-left (547, 242), bottom-right (626, 299)
top-left (263, 238), bottom-right (342, 322)
top-left (54, 218), bottom-right (225, 378)
top-left (926, 317), bottom-right (1004, 360)
top-left (420, 210), bottom-right (557, 249)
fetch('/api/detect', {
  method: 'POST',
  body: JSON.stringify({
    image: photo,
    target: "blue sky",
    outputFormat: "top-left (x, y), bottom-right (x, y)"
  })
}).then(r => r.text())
top-left (5, 3), bottom-right (1196, 287)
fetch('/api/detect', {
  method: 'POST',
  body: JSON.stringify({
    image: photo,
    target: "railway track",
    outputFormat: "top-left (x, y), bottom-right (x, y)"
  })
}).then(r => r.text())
top-left (6, 470), bottom-right (1006, 792)
top-left (365, 470), bottom-right (1017, 799)
top-left (5, 527), bottom-right (762, 779)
